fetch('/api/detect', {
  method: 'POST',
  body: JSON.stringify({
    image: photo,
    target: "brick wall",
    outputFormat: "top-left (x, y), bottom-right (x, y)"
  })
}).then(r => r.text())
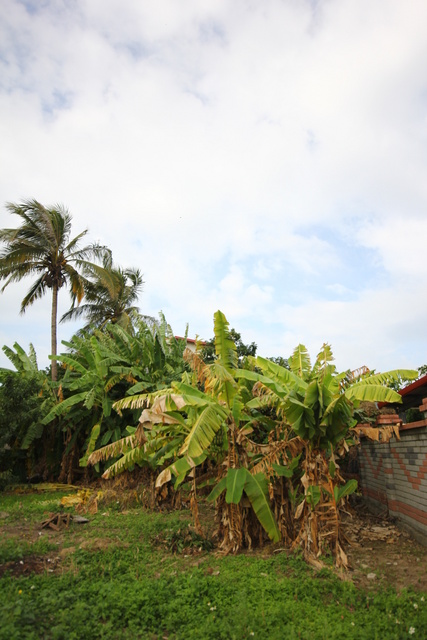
top-left (358, 399), bottom-right (427, 544)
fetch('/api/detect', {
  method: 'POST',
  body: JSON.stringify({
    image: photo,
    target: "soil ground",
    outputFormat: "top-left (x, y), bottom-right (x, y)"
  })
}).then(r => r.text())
top-left (342, 501), bottom-right (427, 592)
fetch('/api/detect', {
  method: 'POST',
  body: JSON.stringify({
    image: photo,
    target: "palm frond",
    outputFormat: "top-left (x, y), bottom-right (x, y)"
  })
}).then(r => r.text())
top-left (21, 275), bottom-right (48, 310)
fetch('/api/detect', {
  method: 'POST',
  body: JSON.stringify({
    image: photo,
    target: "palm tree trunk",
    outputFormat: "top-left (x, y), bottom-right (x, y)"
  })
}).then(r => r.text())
top-left (51, 284), bottom-right (58, 382)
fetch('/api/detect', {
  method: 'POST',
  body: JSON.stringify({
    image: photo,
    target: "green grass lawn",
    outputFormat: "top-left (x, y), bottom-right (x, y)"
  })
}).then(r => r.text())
top-left (0, 489), bottom-right (426, 639)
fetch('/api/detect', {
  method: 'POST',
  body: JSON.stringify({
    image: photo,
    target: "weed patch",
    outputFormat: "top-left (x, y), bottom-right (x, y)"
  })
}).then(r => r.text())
top-left (153, 526), bottom-right (215, 554)
top-left (1, 490), bottom-right (426, 639)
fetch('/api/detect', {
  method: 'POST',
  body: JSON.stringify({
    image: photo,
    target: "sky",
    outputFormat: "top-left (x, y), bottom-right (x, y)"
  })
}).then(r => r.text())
top-left (1, 0), bottom-right (427, 374)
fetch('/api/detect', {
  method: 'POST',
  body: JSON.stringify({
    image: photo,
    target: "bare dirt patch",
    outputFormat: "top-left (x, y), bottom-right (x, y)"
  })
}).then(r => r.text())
top-left (0, 554), bottom-right (62, 578)
top-left (342, 505), bottom-right (427, 591)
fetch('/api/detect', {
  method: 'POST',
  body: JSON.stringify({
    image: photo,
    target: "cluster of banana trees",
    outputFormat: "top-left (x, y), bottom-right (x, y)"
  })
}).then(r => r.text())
top-left (36, 314), bottom-right (189, 482)
top-left (0, 343), bottom-right (57, 484)
top-left (87, 311), bottom-right (417, 567)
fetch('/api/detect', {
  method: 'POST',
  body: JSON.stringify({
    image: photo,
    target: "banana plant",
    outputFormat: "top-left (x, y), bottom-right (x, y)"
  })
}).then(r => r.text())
top-left (0, 342), bottom-right (57, 482)
top-left (236, 344), bottom-right (417, 566)
top-left (173, 311), bottom-right (280, 547)
top-left (0, 342), bottom-right (57, 450)
top-left (42, 314), bottom-right (188, 478)
top-left (91, 311), bottom-right (280, 549)
top-left (238, 344), bottom-right (417, 449)
top-left (86, 318), bottom-right (418, 566)
top-left (88, 392), bottom-right (197, 481)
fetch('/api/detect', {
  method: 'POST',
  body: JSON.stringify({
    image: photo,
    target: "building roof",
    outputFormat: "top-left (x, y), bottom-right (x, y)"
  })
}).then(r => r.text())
top-left (397, 374), bottom-right (427, 408)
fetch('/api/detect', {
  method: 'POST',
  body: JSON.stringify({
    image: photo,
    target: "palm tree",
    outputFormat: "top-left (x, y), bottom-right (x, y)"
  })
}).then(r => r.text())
top-left (0, 199), bottom-right (111, 381)
top-left (60, 259), bottom-right (143, 332)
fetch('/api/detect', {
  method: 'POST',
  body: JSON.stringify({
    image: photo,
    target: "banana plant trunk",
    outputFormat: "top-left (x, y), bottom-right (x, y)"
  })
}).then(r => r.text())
top-left (295, 446), bottom-right (348, 568)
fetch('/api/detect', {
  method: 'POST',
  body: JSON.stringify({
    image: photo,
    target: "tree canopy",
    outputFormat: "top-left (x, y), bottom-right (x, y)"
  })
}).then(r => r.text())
top-left (0, 199), bottom-right (111, 380)
top-left (61, 258), bottom-right (143, 332)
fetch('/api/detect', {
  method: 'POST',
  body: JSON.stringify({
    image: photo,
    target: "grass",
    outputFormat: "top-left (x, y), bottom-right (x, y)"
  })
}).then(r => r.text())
top-left (0, 489), bottom-right (426, 639)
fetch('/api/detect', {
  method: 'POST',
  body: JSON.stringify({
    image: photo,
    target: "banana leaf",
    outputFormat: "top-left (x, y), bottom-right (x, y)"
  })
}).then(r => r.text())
top-left (167, 452), bottom-right (207, 478)
top-left (213, 310), bottom-right (237, 371)
top-left (179, 403), bottom-right (227, 458)
top-left (80, 422), bottom-right (101, 467)
top-left (334, 479), bottom-right (358, 502)
top-left (42, 391), bottom-right (88, 423)
top-left (271, 463), bottom-right (294, 478)
top-left (345, 384), bottom-right (402, 403)
top-left (226, 467), bottom-right (247, 504)
top-left (288, 344), bottom-right (311, 380)
top-left (349, 369), bottom-right (417, 387)
top-left (243, 471), bottom-right (280, 542)
top-left (207, 476), bottom-right (227, 503)
top-left (255, 356), bottom-right (307, 392)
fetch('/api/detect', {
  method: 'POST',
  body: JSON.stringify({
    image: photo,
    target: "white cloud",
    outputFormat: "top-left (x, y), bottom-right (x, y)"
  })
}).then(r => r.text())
top-left (1, 0), bottom-right (427, 372)
top-left (356, 218), bottom-right (427, 279)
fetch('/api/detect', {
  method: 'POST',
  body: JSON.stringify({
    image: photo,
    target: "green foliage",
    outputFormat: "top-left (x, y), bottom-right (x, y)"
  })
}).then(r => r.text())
top-left (405, 407), bottom-right (424, 423)
top-left (334, 479), bottom-right (358, 503)
top-left (41, 314), bottom-right (188, 478)
top-left (90, 311), bottom-right (280, 544)
top-left (0, 199), bottom-right (110, 381)
top-left (61, 257), bottom-right (144, 332)
top-left (289, 343), bottom-right (312, 380)
top-left (253, 345), bottom-right (417, 449)
top-left (271, 455), bottom-right (300, 478)
top-left (4, 300), bottom-right (418, 567)
top-left (242, 471), bottom-right (280, 542)
top-left (306, 485), bottom-right (321, 508)
top-left (215, 467), bottom-right (280, 542)
top-left (0, 372), bottom-right (42, 482)
top-left (267, 355), bottom-right (290, 369)
top-left (213, 311), bottom-right (238, 371)
top-left (418, 364), bottom-right (427, 377)
top-left (179, 401), bottom-right (227, 458)
top-left (1, 342), bottom-right (39, 376)
top-left (225, 467), bottom-right (247, 503)
top-left (91, 315), bottom-right (418, 559)
top-left (0, 343), bottom-right (55, 484)
top-left (201, 326), bottom-right (257, 365)
top-left (157, 526), bottom-right (215, 553)
top-left (0, 536), bottom-right (58, 564)
top-left (0, 491), bottom-right (425, 640)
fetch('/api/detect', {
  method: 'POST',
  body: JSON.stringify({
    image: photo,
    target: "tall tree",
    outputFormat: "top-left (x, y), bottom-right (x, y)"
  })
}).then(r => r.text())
top-left (0, 199), bottom-right (110, 381)
top-left (61, 259), bottom-right (143, 332)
